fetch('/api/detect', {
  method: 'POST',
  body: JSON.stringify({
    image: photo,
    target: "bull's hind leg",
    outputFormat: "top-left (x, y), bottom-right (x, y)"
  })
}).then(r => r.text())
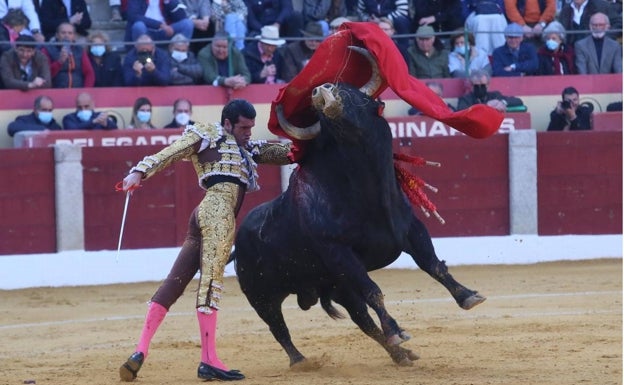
top-left (247, 293), bottom-right (307, 367)
top-left (406, 217), bottom-right (486, 309)
top-left (331, 288), bottom-right (419, 366)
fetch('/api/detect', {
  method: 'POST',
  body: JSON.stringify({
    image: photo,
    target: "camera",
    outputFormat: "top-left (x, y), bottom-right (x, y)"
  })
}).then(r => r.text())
top-left (561, 100), bottom-right (572, 109)
top-left (137, 51), bottom-right (153, 65)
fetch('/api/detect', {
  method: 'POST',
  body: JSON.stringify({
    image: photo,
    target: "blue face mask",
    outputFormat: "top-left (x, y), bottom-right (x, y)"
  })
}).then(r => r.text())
top-left (38, 111), bottom-right (53, 124)
top-left (90, 45), bottom-right (106, 57)
top-left (454, 45), bottom-right (466, 55)
top-left (545, 39), bottom-right (560, 51)
top-left (137, 110), bottom-right (151, 123)
top-left (77, 109), bottom-right (93, 122)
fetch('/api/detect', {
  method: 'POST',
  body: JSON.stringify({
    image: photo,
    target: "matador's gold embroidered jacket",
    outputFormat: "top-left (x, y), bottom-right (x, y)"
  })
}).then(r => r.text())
top-left (130, 122), bottom-right (291, 191)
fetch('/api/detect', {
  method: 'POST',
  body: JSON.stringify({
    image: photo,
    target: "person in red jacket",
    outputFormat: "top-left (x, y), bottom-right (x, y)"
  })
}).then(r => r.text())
top-left (41, 22), bottom-right (95, 88)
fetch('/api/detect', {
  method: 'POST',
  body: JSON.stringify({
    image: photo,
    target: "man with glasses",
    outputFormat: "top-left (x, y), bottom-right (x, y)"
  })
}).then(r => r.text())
top-left (0, 35), bottom-right (50, 90)
top-left (491, 22), bottom-right (539, 76)
top-left (574, 12), bottom-right (622, 74)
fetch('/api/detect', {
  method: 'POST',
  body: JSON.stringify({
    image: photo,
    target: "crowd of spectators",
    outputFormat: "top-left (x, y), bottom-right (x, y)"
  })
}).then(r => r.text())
top-left (0, 0), bottom-right (621, 135)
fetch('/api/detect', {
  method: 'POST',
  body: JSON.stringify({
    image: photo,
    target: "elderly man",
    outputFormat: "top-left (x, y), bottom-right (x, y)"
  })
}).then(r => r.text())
top-left (406, 25), bottom-right (450, 79)
top-left (242, 25), bottom-right (285, 84)
top-left (122, 34), bottom-right (171, 86)
top-left (62, 92), bottom-right (117, 130)
top-left (574, 12), bottom-right (622, 74)
top-left (457, 69), bottom-right (525, 112)
top-left (197, 31), bottom-right (250, 89)
top-left (491, 22), bottom-right (539, 76)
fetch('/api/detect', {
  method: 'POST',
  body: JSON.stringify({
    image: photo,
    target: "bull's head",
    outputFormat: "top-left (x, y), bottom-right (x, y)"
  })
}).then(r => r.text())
top-left (276, 46), bottom-right (382, 140)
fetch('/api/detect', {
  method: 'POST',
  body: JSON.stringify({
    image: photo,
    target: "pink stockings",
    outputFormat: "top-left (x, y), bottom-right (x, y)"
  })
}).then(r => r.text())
top-left (136, 302), bottom-right (168, 357)
top-left (197, 309), bottom-right (228, 370)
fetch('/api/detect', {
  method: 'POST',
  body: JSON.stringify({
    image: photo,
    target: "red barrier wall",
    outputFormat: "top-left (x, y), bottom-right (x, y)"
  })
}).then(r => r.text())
top-left (537, 131), bottom-right (622, 235)
top-left (0, 148), bottom-right (56, 254)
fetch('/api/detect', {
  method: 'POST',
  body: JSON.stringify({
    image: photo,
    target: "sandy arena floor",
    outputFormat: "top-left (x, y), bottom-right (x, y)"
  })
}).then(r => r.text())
top-left (0, 259), bottom-right (621, 385)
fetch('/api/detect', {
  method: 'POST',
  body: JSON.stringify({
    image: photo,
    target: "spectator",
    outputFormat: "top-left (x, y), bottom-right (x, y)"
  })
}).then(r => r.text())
top-left (536, 21), bottom-right (576, 75)
top-left (245, 0), bottom-right (303, 38)
top-left (547, 86), bottom-right (593, 130)
top-left (110, 0), bottom-right (123, 22)
top-left (280, 21), bottom-right (324, 82)
top-left (0, 0), bottom-right (44, 42)
top-left (448, 30), bottom-right (491, 77)
top-left (359, 0), bottom-right (411, 49)
top-left (557, 0), bottom-right (615, 46)
top-left (503, 0), bottom-right (556, 40)
top-left (62, 92), bottom-right (117, 130)
top-left (41, 22), bottom-right (95, 88)
top-left (0, 34), bottom-right (50, 90)
top-left (303, 0), bottom-right (347, 36)
top-left (7, 95), bottom-right (61, 137)
top-left (37, 0), bottom-right (92, 41)
top-left (406, 25), bottom-right (450, 79)
top-left (164, 98), bottom-right (196, 128)
top-left (124, 0), bottom-right (194, 43)
top-left (242, 25), bottom-right (285, 84)
top-left (211, 0), bottom-right (248, 50)
top-left (377, 17), bottom-right (409, 64)
top-left (457, 69), bottom-right (525, 111)
top-left (491, 22), bottom-right (539, 76)
top-left (329, 16), bottom-right (350, 34)
top-left (408, 81), bottom-right (456, 115)
top-left (168, 33), bottom-right (203, 85)
top-left (122, 34), bottom-right (172, 86)
top-left (87, 30), bottom-right (123, 87)
top-left (574, 12), bottom-right (622, 74)
top-left (197, 31), bottom-right (250, 88)
top-left (181, 0), bottom-right (213, 54)
top-left (0, 8), bottom-right (29, 56)
top-left (128, 97), bottom-right (156, 129)
top-left (464, 0), bottom-right (508, 54)
top-left (411, 0), bottom-right (464, 33)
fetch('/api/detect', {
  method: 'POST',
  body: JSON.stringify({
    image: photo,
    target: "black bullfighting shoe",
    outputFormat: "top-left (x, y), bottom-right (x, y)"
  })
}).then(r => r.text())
top-left (197, 362), bottom-right (245, 381)
top-left (119, 351), bottom-right (144, 382)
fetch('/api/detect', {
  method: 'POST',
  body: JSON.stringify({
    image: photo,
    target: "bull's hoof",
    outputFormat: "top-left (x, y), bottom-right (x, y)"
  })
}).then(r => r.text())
top-left (397, 357), bottom-right (414, 367)
top-left (460, 293), bottom-right (486, 310)
top-left (386, 331), bottom-right (410, 346)
top-left (406, 349), bottom-right (420, 361)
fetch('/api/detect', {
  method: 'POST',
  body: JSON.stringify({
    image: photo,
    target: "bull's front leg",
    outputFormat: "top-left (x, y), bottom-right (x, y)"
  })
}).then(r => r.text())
top-left (405, 217), bottom-right (486, 309)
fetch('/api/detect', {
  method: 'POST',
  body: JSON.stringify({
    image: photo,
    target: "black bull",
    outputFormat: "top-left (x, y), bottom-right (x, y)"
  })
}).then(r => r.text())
top-left (233, 82), bottom-right (485, 367)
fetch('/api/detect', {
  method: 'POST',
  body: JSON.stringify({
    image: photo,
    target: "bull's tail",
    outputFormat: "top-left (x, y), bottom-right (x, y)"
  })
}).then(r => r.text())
top-left (320, 293), bottom-right (345, 320)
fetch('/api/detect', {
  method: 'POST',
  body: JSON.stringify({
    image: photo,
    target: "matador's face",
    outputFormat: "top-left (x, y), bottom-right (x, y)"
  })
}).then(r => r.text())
top-left (225, 116), bottom-right (254, 147)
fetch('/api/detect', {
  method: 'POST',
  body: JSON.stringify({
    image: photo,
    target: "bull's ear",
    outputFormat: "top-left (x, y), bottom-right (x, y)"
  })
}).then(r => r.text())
top-left (377, 101), bottom-right (385, 116)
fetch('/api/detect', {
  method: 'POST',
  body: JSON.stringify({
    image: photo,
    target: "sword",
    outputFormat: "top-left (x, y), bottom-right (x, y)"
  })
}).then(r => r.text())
top-left (115, 181), bottom-right (138, 262)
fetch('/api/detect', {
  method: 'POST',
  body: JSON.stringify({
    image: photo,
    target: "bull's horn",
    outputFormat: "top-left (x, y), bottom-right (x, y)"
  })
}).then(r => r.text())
top-left (348, 45), bottom-right (383, 97)
top-left (275, 104), bottom-right (321, 140)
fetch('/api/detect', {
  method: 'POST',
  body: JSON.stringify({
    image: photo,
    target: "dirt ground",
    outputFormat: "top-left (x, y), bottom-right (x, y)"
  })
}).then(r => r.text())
top-left (0, 259), bottom-right (621, 385)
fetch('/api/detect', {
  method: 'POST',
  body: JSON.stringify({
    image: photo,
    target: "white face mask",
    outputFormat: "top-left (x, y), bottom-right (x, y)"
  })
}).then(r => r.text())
top-left (171, 50), bottom-right (188, 62)
top-left (175, 112), bottom-right (190, 126)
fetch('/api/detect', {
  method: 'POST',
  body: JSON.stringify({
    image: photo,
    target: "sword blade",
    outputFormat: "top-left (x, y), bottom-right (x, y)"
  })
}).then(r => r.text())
top-left (116, 191), bottom-right (131, 261)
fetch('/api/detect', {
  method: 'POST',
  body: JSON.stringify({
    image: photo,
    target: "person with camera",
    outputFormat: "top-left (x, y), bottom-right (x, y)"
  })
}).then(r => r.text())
top-left (122, 34), bottom-right (171, 86)
top-left (41, 22), bottom-right (95, 88)
top-left (547, 86), bottom-right (593, 131)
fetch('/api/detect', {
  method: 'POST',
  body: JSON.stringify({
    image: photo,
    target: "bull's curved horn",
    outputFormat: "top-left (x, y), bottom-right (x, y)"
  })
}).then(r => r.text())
top-left (275, 104), bottom-right (321, 140)
top-left (347, 45), bottom-right (383, 97)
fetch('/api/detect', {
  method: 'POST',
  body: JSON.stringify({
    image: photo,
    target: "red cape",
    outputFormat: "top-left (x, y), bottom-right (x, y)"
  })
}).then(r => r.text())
top-left (268, 22), bottom-right (504, 161)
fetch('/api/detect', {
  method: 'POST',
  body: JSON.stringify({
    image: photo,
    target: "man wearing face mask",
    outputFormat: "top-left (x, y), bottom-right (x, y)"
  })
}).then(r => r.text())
top-left (8, 95), bottom-right (62, 137)
top-left (87, 30), bottom-right (123, 87)
top-left (574, 12), bottom-right (622, 74)
top-left (547, 86), bottom-right (593, 131)
top-left (62, 92), bottom-right (118, 130)
top-left (122, 34), bottom-right (171, 86)
top-left (457, 69), bottom-right (524, 112)
top-left (164, 98), bottom-right (196, 129)
top-left (168, 33), bottom-right (203, 85)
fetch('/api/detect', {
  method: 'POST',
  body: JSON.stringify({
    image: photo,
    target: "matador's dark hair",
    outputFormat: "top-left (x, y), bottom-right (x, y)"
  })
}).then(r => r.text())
top-left (221, 99), bottom-right (256, 126)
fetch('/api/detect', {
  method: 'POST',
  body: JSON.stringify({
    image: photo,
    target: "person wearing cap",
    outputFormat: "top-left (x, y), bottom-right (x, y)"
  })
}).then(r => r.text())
top-left (281, 21), bottom-right (324, 82)
top-left (242, 25), bottom-right (285, 84)
top-left (503, 0), bottom-right (556, 39)
top-left (197, 31), bottom-right (251, 89)
top-left (302, 0), bottom-right (348, 36)
top-left (491, 22), bottom-right (539, 76)
top-left (0, 34), bottom-right (51, 90)
top-left (536, 21), bottom-right (576, 75)
top-left (406, 25), bottom-right (450, 79)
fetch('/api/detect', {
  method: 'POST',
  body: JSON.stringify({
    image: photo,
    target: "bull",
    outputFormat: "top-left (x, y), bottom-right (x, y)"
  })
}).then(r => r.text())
top-left (232, 47), bottom-right (486, 367)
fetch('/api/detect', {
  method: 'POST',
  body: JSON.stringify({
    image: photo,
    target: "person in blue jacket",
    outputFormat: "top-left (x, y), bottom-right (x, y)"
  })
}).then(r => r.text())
top-left (491, 23), bottom-right (539, 76)
top-left (122, 34), bottom-right (171, 86)
top-left (8, 95), bottom-right (62, 137)
top-left (62, 92), bottom-right (118, 130)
